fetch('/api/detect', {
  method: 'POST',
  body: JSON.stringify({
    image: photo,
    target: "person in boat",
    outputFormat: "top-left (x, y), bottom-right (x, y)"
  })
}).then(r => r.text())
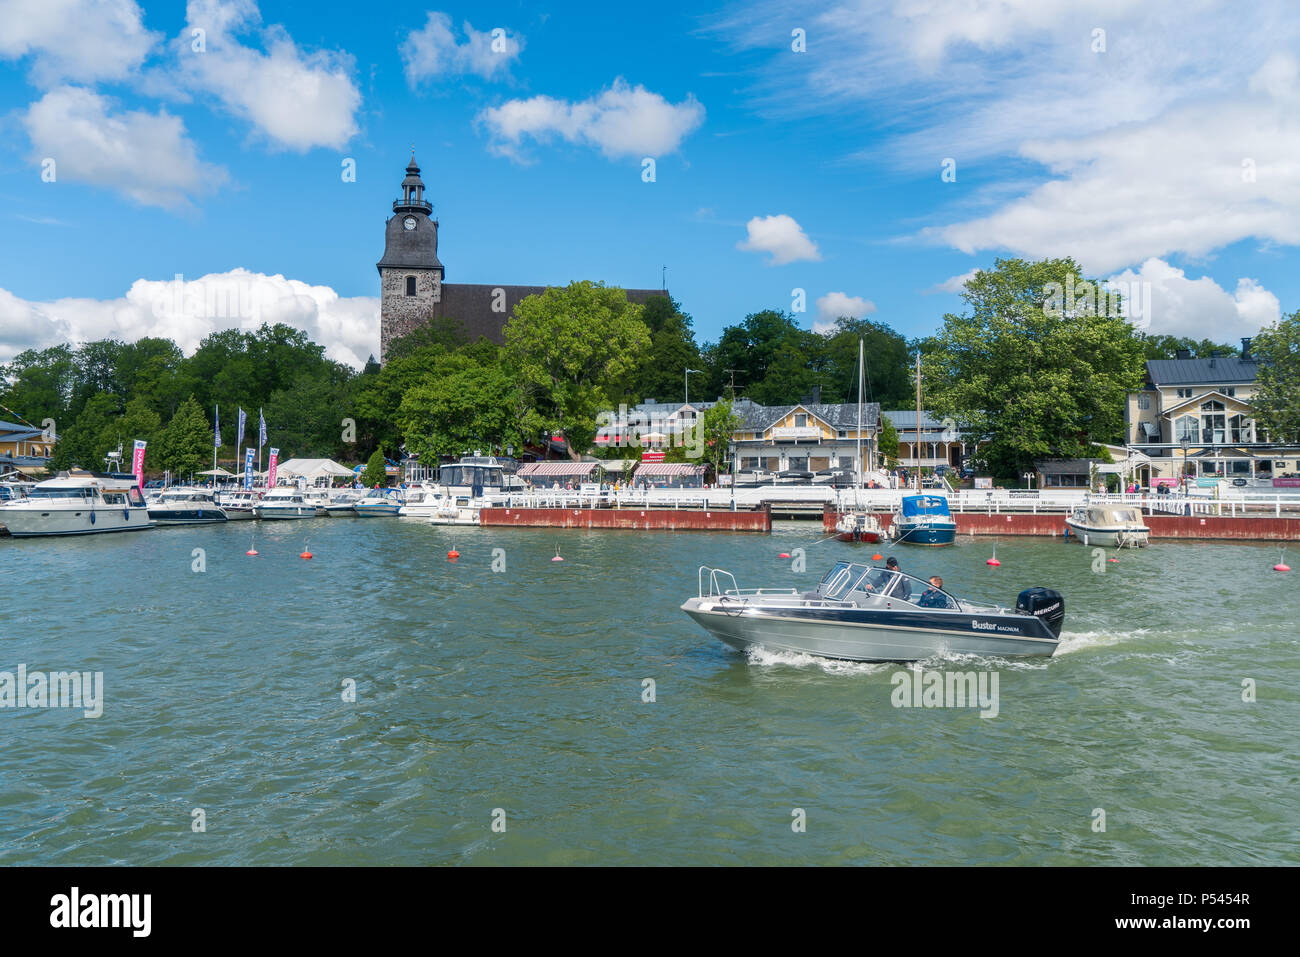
top-left (863, 557), bottom-right (910, 600)
top-left (918, 575), bottom-right (954, 609)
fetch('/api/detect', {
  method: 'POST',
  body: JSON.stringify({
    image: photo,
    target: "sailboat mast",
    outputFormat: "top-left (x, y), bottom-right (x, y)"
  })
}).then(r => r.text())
top-left (915, 351), bottom-right (922, 492)
top-left (856, 337), bottom-right (864, 491)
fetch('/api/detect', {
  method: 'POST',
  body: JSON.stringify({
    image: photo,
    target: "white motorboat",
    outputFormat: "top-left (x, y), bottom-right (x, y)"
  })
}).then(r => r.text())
top-left (254, 487), bottom-right (321, 520)
top-left (215, 487), bottom-right (260, 520)
top-left (401, 455), bottom-right (522, 519)
top-left (683, 561), bottom-right (1066, 662)
top-left (0, 471), bottom-right (152, 537)
top-left (323, 488), bottom-right (366, 515)
top-left (354, 488), bottom-right (404, 516)
top-left (1065, 505), bottom-right (1150, 548)
top-left (147, 486), bottom-right (228, 525)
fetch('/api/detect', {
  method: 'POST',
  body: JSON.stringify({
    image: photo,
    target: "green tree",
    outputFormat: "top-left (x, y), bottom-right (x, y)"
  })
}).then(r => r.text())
top-left (696, 400), bottom-right (741, 477)
top-left (48, 392), bottom-right (118, 470)
top-left (925, 258), bottom-right (1146, 477)
top-left (877, 416), bottom-right (899, 464)
top-left (628, 295), bottom-right (702, 403)
top-left (362, 449), bottom-right (387, 487)
top-left (395, 354), bottom-right (531, 462)
top-left (0, 344), bottom-right (76, 426)
top-left (1137, 334), bottom-right (1239, 360)
top-left (155, 395), bottom-right (214, 478)
top-left (1251, 309), bottom-right (1300, 442)
top-left (506, 281), bottom-right (651, 457)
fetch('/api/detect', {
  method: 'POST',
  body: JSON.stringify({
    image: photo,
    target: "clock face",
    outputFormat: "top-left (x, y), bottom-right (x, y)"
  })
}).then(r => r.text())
top-left (403, 217), bottom-right (416, 230)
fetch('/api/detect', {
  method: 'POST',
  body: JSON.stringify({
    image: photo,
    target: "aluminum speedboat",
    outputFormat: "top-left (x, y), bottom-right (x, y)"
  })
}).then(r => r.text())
top-left (1065, 505), bottom-right (1150, 548)
top-left (682, 560), bottom-right (1065, 662)
top-left (0, 472), bottom-right (151, 537)
top-left (147, 486), bottom-right (228, 525)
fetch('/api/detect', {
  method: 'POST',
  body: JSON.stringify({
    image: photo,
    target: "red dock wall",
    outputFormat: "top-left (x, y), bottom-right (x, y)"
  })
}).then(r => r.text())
top-left (482, 506), bottom-right (771, 532)
top-left (823, 507), bottom-right (1300, 542)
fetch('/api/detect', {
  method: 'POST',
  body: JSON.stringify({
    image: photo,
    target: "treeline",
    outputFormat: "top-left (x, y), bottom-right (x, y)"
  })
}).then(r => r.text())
top-left (0, 262), bottom-right (1264, 480)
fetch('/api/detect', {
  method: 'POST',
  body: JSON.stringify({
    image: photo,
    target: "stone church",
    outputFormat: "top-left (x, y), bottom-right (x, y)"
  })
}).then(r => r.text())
top-left (377, 155), bottom-right (667, 361)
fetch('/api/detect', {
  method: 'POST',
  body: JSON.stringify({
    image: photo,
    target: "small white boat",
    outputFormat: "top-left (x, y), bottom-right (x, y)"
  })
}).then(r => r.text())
top-left (215, 487), bottom-right (260, 520)
top-left (254, 487), bottom-right (321, 520)
top-left (147, 486), bottom-right (228, 525)
top-left (354, 488), bottom-right (404, 517)
top-left (323, 488), bottom-right (366, 515)
top-left (0, 471), bottom-right (152, 537)
top-left (1065, 505), bottom-right (1150, 547)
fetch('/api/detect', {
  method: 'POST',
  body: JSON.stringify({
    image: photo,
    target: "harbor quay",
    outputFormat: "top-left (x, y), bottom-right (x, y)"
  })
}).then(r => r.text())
top-left (481, 504), bottom-right (771, 532)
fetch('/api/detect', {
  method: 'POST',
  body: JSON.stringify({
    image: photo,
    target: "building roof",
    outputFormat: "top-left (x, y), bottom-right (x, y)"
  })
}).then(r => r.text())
top-left (0, 420), bottom-right (46, 441)
top-left (732, 400), bottom-right (880, 433)
top-left (635, 463), bottom-right (704, 476)
top-left (431, 284), bottom-right (668, 344)
top-left (1035, 458), bottom-right (1097, 475)
top-left (1145, 356), bottom-right (1258, 386)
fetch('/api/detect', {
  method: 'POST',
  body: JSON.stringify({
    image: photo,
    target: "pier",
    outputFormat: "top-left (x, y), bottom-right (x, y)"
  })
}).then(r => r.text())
top-left (481, 504), bottom-right (771, 532)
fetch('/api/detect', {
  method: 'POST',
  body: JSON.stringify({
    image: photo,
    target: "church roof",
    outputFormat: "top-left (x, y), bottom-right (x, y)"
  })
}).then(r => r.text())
top-left (431, 284), bottom-right (668, 344)
top-left (377, 211), bottom-right (443, 271)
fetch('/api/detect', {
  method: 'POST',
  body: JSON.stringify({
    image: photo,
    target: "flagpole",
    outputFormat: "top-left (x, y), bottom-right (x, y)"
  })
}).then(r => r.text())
top-left (213, 403), bottom-right (218, 476)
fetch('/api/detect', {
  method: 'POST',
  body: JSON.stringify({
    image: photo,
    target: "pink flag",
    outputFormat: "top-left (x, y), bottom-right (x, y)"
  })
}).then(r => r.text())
top-left (267, 447), bottom-right (279, 488)
top-left (132, 439), bottom-right (147, 489)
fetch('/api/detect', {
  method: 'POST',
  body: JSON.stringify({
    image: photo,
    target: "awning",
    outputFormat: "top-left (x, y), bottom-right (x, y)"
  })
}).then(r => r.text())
top-left (635, 463), bottom-right (704, 476)
top-left (518, 462), bottom-right (600, 477)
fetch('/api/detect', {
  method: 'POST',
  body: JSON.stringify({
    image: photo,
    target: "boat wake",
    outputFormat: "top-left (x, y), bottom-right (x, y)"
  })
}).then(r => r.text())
top-left (1055, 628), bottom-right (1152, 656)
top-left (741, 646), bottom-right (893, 675)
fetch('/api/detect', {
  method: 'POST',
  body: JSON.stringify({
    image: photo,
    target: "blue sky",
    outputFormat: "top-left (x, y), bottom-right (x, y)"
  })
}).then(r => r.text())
top-left (2, 0), bottom-right (1299, 367)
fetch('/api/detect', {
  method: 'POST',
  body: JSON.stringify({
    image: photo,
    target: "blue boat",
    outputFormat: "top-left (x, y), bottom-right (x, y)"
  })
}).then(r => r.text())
top-left (891, 494), bottom-right (957, 546)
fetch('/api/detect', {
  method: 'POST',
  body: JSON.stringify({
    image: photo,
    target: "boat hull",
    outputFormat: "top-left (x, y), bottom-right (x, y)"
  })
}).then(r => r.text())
top-left (147, 507), bottom-right (228, 525)
top-left (836, 529), bottom-right (882, 543)
top-left (0, 505), bottom-right (153, 537)
top-left (1064, 520), bottom-right (1150, 547)
top-left (254, 506), bottom-right (320, 520)
top-left (354, 504), bottom-right (401, 517)
top-left (681, 597), bottom-right (1058, 662)
top-left (892, 521), bottom-right (957, 546)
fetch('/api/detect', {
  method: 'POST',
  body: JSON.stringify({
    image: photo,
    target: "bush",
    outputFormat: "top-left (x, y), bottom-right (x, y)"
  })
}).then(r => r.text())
top-left (362, 449), bottom-right (387, 487)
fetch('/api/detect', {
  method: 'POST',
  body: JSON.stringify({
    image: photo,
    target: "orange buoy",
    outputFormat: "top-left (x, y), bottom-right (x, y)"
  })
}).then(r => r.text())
top-left (872, 553), bottom-right (883, 561)
top-left (246, 549), bottom-right (258, 556)
top-left (447, 549), bottom-right (460, 560)
top-left (986, 557), bottom-right (1001, 566)
top-left (301, 551), bottom-right (312, 560)
top-left (778, 552), bottom-right (790, 559)
top-left (1275, 563), bottom-right (1291, 572)
top-left (1107, 557), bottom-right (1119, 563)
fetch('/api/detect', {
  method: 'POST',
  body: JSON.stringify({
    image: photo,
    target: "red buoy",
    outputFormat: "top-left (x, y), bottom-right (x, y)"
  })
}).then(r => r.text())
top-left (778, 552), bottom-right (790, 559)
top-left (447, 549), bottom-right (460, 560)
top-left (246, 549), bottom-right (258, 556)
top-left (1108, 557), bottom-right (1119, 563)
top-left (1275, 563), bottom-right (1291, 572)
top-left (986, 557), bottom-right (1001, 566)
top-left (871, 553), bottom-right (883, 561)
top-left (300, 551), bottom-right (312, 560)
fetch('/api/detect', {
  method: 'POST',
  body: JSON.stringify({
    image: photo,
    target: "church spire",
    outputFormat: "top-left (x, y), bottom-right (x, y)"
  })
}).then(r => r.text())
top-left (395, 153), bottom-right (432, 215)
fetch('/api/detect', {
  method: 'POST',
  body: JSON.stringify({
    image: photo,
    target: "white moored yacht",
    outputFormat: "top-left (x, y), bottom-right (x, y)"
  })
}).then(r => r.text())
top-left (254, 487), bottom-right (321, 520)
top-left (147, 486), bottom-right (228, 525)
top-left (401, 455), bottom-right (524, 524)
top-left (0, 471), bottom-right (152, 537)
top-left (1065, 505), bottom-right (1150, 548)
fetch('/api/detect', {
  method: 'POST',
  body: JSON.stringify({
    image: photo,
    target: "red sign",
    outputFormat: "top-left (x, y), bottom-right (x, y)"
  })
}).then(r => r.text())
top-left (641, 450), bottom-right (665, 462)
top-left (1273, 477), bottom-right (1300, 487)
top-left (267, 448), bottom-right (279, 487)
top-left (131, 440), bottom-right (147, 488)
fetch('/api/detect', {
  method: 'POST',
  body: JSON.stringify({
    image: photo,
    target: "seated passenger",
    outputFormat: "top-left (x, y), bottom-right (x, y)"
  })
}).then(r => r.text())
top-left (917, 575), bottom-right (953, 609)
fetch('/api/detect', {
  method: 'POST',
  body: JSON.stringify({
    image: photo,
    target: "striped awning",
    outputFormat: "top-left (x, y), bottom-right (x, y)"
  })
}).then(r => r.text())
top-left (635, 463), bottom-right (704, 476)
top-left (518, 461), bottom-right (600, 476)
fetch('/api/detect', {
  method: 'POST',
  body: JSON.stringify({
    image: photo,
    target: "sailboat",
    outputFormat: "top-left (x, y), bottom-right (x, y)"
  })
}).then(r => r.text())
top-left (835, 338), bottom-right (884, 543)
top-left (889, 352), bottom-right (956, 545)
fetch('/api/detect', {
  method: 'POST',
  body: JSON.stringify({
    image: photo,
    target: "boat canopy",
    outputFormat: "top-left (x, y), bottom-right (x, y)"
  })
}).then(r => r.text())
top-left (1082, 506), bottom-right (1145, 526)
top-left (900, 495), bottom-right (952, 518)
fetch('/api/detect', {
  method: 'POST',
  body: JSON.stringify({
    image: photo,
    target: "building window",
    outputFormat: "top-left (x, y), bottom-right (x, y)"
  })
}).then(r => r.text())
top-left (1175, 415), bottom-right (1199, 443)
top-left (1228, 414), bottom-right (1252, 443)
top-left (837, 430), bottom-right (846, 439)
top-left (795, 414), bottom-right (808, 428)
top-left (1176, 388), bottom-right (1193, 398)
top-left (1137, 394), bottom-right (1151, 410)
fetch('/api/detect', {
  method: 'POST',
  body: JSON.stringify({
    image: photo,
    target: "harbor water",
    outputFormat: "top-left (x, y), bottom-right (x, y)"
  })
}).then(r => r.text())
top-left (1, 520), bottom-right (1296, 865)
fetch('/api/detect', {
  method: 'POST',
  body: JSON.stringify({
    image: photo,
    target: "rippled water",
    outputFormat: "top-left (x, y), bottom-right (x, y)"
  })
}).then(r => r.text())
top-left (1, 518), bottom-right (1296, 865)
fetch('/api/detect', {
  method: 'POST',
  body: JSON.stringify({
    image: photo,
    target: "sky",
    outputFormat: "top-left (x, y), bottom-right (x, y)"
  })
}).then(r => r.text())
top-left (1, 0), bottom-right (1298, 370)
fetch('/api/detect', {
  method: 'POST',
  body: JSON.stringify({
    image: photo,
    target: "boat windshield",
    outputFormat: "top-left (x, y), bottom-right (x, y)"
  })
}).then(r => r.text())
top-left (27, 486), bottom-right (93, 499)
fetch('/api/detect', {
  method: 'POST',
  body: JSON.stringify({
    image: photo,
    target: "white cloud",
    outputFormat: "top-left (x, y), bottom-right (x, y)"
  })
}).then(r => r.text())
top-left (736, 214), bottom-right (821, 265)
top-left (1107, 258), bottom-right (1281, 341)
top-left (925, 54), bottom-right (1300, 273)
top-left (22, 86), bottom-right (226, 209)
top-left (0, 270), bottom-right (379, 369)
top-left (179, 0), bottom-right (361, 151)
top-left (927, 269), bottom-right (981, 295)
top-left (0, 0), bottom-right (157, 86)
top-left (813, 291), bottom-right (876, 332)
top-left (479, 78), bottom-right (704, 160)
top-left (401, 12), bottom-right (522, 85)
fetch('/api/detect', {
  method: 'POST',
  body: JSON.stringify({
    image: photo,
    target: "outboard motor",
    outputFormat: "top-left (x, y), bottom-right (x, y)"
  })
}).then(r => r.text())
top-left (1017, 587), bottom-right (1065, 638)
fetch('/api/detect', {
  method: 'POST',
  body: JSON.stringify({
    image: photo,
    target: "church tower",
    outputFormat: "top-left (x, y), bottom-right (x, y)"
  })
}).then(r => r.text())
top-left (377, 154), bottom-right (443, 361)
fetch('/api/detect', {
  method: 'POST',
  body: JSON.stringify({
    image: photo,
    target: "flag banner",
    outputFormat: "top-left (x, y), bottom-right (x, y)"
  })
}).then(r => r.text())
top-left (132, 440), bottom-right (147, 488)
top-left (214, 406), bottom-right (222, 449)
top-left (236, 408), bottom-right (247, 455)
top-left (244, 447), bottom-right (255, 489)
top-left (267, 448), bottom-right (279, 488)
top-left (258, 409), bottom-right (267, 448)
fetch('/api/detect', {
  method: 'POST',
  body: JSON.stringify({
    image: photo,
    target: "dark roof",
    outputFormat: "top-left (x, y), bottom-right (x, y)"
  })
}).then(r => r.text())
top-left (0, 421), bottom-right (44, 441)
top-left (732, 400), bottom-right (881, 432)
top-left (1146, 356), bottom-right (1258, 386)
top-left (376, 211), bottom-right (443, 271)
top-left (432, 285), bottom-right (668, 343)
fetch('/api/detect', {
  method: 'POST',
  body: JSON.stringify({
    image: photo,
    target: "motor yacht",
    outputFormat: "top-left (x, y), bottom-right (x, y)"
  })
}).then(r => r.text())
top-left (254, 487), bottom-right (320, 520)
top-left (1065, 505), bottom-right (1150, 548)
top-left (147, 486), bottom-right (228, 525)
top-left (401, 456), bottom-right (522, 519)
top-left (322, 488), bottom-right (366, 515)
top-left (354, 488), bottom-right (404, 516)
top-left (890, 494), bottom-right (957, 546)
top-left (214, 487), bottom-right (260, 520)
top-left (0, 471), bottom-right (152, 537)
top-left (682, 560), bottom-right (1065, 662)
